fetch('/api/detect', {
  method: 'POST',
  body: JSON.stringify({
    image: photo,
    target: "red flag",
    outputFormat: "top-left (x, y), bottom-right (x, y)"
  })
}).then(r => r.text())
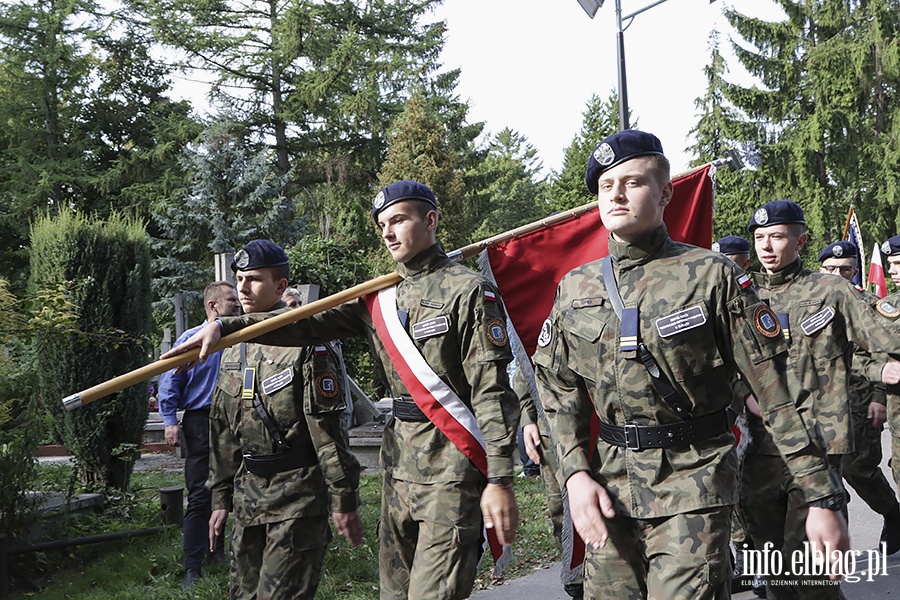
top-left (868, 242), bottom-right (888, 298)
top-left (487, 164), bottom-right (714, 356)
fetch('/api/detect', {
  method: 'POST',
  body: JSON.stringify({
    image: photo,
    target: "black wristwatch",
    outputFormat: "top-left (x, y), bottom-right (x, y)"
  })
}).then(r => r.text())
top-left (808, 494), bottom-right (844, 511)
top-left (487, 477), bottom-right (514, 489)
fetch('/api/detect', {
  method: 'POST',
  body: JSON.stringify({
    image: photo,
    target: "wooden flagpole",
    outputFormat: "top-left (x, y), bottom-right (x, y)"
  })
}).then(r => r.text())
top-left (63, 165), bottom-right (711, 410)
top-left (841, 195), bottom-right (857, 241)
top-left (62, 273), bottom-right (400, 410)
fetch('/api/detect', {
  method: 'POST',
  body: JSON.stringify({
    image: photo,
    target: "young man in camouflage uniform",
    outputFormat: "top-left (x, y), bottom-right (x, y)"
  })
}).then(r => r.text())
top-left (532, 130), bottom-right (848, 600)
top-left (207, 239), bottom-right (363, 600)
top-left (165, 181), bottom-right (520, 600)
top-left (817, 240), bottom-right (900, 554)
top-left (873, 235), bottom-right (900, 502)
top-left (742, 205), bottom-right (900, 599)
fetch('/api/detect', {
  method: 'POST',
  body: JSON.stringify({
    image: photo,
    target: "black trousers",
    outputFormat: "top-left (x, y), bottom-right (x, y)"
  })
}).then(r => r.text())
top-left (182, 407), bottom-right (225, 570)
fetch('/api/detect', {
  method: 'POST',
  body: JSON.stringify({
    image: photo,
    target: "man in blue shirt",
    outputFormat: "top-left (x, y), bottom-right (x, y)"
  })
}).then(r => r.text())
top-left (158, 280), bottom-right (241, 588)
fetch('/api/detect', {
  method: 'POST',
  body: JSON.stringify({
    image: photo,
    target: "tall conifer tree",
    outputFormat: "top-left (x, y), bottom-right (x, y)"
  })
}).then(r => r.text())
top-left (721, 0), bottom-right (900, 247)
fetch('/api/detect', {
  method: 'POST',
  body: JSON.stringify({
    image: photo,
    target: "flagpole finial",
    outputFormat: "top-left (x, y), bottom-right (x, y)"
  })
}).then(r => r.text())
top-left (714, 142), bottom-right (761, 172)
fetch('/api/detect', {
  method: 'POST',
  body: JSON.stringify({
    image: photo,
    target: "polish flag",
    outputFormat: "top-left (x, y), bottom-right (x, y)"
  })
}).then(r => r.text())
top-left (868, 242), bottom-right (888, 298)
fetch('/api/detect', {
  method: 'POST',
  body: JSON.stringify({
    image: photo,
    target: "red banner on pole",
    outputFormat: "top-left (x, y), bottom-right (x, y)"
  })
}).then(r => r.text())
top-left (487, 164), bottom-right (714, 356)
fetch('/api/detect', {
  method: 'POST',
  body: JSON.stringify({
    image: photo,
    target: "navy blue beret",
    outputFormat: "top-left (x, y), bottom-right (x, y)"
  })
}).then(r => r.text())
top-left (585, 130), bottom-right (665, 194)
top-left (881, 234), bottom-right (900, 256)
top-left (371, 180), bottom-right (438, 221)
top-left (231, 239), bottom-right (289, 272)
top-left (747, 200), bottom-right (806, 232)
top-left (817, 241), bottom-right (858, 262)
top-left (712, 235), bottom-right (751, 255)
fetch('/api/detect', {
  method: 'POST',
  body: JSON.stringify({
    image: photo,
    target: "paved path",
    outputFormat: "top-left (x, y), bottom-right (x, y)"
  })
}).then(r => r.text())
top-left (473, 433), bottom-right (900, 599)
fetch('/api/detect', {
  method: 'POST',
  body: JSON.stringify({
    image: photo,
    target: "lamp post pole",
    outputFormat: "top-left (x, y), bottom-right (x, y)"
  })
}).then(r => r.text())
top-left (581, 0), bottom-right (715, 131)
top-left (615, 1), bottom-right (630, 130)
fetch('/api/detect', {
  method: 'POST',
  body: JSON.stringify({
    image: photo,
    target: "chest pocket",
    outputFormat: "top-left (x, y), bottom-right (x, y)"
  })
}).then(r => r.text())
top-left (304, 348), bottom-right (346, 415)
top-left (409, 308), bottom-right (471, 374)
top-left (799, 304), bottom-right (844, 360)
top-left (653, 302), bottom-right (723, 381)
top-left (215, 369), bottom-right (242, 401)
top-left (256, 358), bottom-right (302, 426)
top-left (562, 308), bottom-right (609, 380)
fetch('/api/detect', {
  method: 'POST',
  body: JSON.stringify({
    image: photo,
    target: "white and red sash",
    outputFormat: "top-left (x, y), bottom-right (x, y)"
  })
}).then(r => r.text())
top-left (365, 286), bottom-right (510, 570)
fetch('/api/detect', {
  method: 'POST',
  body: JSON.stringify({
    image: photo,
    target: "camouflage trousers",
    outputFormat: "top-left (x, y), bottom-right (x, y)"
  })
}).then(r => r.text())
top-left (582, 505), bottom-right (730, 600)
top-left (742, 453), bottom-right (846, 600)
top-left (378, 474), bottom-right (484, 600)
top-left (889, 395), bottom-right (900, 492)
top-left (230, 515), bottom-right (331, 600)
top-left (842, 406), bottom-right (898, 516)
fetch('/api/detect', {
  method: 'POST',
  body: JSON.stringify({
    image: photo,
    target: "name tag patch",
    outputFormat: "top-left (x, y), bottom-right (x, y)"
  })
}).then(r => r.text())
top-left (222, 362), bottom-right (241, 371)
top-left (420, 299), bottom-right (444, 309)
top-left (261, 368), bottom-right (293, 396)
top-left (655, 306), bottom-right (707, 338)
top-left (412, 316), bottom-right (450, 340)
top-left (800, 306), bottom-right (835, 336)
top-left (572, 297), bottom-right (604, 309)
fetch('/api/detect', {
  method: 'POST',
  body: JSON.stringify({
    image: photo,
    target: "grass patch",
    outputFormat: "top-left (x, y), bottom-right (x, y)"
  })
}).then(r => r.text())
top-left (12, 466), bottom-right (559, 598)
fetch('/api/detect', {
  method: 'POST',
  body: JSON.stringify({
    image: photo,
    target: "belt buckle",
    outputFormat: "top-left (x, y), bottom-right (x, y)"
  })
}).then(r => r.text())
top-left (623, 424), bottom-right (641, 451)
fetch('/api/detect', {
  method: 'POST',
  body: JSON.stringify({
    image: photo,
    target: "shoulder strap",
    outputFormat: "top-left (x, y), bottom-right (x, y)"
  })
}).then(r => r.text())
top-left (601, 256), bottom-right (625, 318)
top-left (601, 256), bottom-right (693, 420)
top-left (240, 342), bottom-right (290, 451)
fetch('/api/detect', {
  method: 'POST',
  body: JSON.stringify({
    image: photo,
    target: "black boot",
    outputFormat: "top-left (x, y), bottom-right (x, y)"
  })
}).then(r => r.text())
top-left (182, 568), bottom-right (202, 589)
top-left (881, 504), bottom-right (900, 555)
top-left (564, 582), bottom-right (584, 600)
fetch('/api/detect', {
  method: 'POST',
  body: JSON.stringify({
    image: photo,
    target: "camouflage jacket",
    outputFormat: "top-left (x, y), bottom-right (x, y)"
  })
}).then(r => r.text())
top-left (870, 291), bottom-right (900, 397)
top-left (532, 225), bottom-right (841, 519)
top-left (849, 290), bottom-right (887, 413)
top-left (750, 259), bottom-right (899, 455)
top-left (209, 309), bottom-right (360, 526)
top-left (219, 244), bottom-right (519, 483)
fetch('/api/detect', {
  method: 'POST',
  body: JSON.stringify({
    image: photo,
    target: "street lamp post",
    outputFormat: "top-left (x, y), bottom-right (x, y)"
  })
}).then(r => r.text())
top-left (615, 1), bottom-right (629, 130)
top-left (578, 0), bottom-right (716, 131)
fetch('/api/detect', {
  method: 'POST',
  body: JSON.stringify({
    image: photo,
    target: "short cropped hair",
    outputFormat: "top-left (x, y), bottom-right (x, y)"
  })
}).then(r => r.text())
top-left (647, 154), bottom-right (671, 185)
top-left (203, 281), bottom-right (235, 303)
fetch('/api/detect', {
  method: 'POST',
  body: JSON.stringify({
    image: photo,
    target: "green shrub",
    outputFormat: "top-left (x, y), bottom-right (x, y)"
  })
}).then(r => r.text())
top-left (29, 211), bottom-right (152, 492)
top-left (0, 339), bottom-right (40, 541)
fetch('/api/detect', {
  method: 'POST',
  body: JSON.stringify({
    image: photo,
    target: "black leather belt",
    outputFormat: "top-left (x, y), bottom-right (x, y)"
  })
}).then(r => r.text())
top-left (599, 408), bottom-right (735, 451)
top-left (392, 397), bottom-right (429, 422)
top-left (242, 451), bottom-right (317, 477)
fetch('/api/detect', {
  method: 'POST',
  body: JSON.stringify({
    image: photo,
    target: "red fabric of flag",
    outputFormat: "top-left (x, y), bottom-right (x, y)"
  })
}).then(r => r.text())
top-left (487, 164), bottom-right (714, 356)
top-left (868, 242), bottom-right (888, 299)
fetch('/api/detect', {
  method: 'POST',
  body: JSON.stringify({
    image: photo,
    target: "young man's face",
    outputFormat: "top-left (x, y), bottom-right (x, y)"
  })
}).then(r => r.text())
top-left (377, 200), bottom-right (437, 264)
top-left (888, 255), bottom-right (900, 286)
top-left (236, 268), bottom-right (286, 314)
top-left (819, 257), bottom-right (858, 282)
top-left (212, 286), bottom-right (242, 318)
top-left (595, 156), bottom-right (673, 242)
top-left (753, 224), bottom-right (806, 274)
